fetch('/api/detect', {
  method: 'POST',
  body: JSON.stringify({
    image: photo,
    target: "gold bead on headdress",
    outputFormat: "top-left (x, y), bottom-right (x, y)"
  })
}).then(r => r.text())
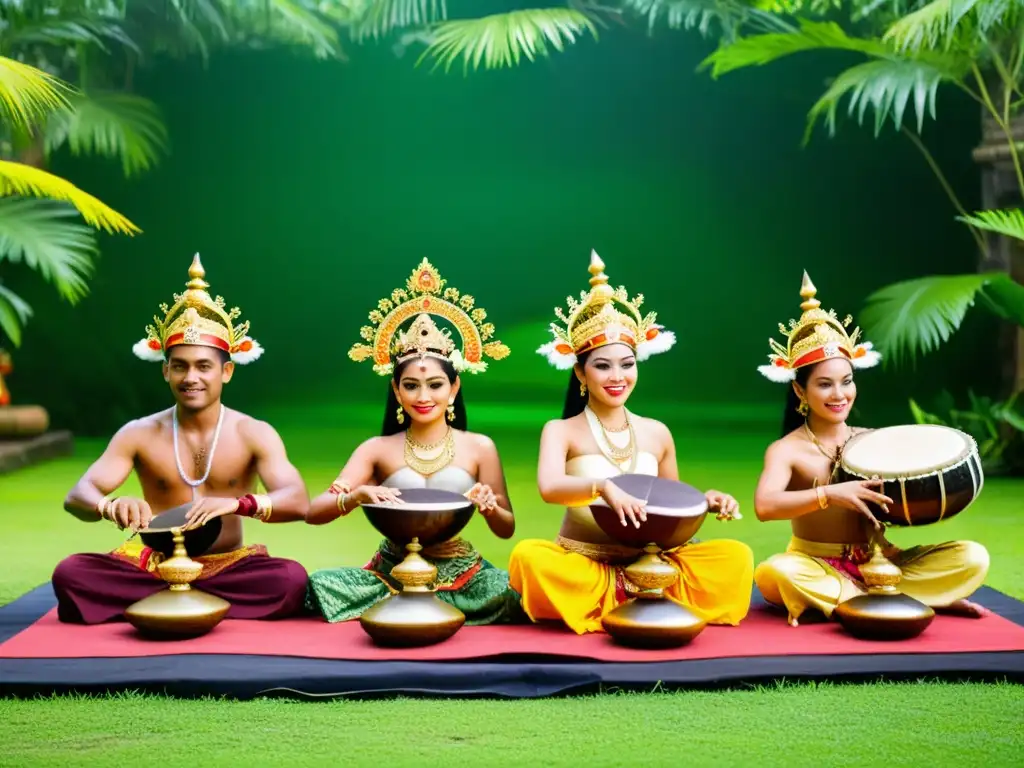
top-left (537, 250), bottom-right (675, 370)
top-left (348, 258), bottom-right (510, 376)
top-left (132, 253), bottom-right (262, 364)
top-left (758, 271), bottom-right (880, 383)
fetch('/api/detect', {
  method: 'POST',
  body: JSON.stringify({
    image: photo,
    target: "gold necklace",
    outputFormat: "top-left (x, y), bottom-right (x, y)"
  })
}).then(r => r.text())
top-left (803, 421), bottom-right (852, 479)
top-left (585, 407), bottom-right (637, 472)
top-left (404, 427), bottom-right (455, 476)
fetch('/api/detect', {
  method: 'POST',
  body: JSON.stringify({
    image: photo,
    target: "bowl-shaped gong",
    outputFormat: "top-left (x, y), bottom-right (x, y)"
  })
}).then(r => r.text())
top-left (140, 502), bottom-right (222, 558)
top-left (361, 487), bottom-right (476, 547)
top-left (590, 474), bottom-right (708, 549)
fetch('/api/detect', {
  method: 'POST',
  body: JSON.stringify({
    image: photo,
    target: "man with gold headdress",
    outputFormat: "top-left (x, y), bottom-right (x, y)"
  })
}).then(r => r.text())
top-left (53, 254), bottom-right (311, 624)
top-left (508, 251), bottom-right (753, 635)
top-left (752, 272), bottom-right (990, 626)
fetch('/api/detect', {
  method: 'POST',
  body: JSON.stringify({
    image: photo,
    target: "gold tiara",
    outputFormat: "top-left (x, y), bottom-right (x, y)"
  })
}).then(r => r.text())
top-left (348, 258), bottom-right (510, 376)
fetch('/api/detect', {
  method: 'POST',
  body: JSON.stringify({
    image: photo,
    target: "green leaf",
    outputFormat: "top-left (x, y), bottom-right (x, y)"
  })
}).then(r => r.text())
top-left (0, 282), bottom-right (33, 348)
top-left (416, 9), bottom-right (598, 73)
top-left (45, 92), bottom-right (169, 178)
top-left (0, 198), bottom-right (98, 305)
top-left (804, 57), bottom-right (955, 141)
top-left (980, 270), bottom-right (1024, 325)
top-left (0, 55), bottom-right (74, 132)
top-left (266, 0), bottom-right (344, 59)
top-left (957, 207), bottom-right (1024, 240)
top-left (882, 0), bottom-right (980, 53)
top-left (5, 15), bottom-right (139, 54)
top-left (909, 397), bottom-right (946, 425)
top-left (350, 0), bottom-right (448, 41)
top-left (619, 0), bottom-right (793, 37)
top-left (860, 272), bottom-right (1007, 364)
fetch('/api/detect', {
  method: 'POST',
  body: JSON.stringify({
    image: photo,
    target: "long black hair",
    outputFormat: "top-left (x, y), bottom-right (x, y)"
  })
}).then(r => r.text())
top-left (561, 349), bottom-right (594, 419)
top-left (781, 365), bottom-right (812, 438)
top-left (380, 356), bottom-right (468, 436)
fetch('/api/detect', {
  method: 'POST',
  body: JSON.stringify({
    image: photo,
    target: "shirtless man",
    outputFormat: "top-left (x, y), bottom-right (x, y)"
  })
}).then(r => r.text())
top-left (752, 274), bottom-right (990, 626)
top-left (52, 255), bottom-right (310, 624)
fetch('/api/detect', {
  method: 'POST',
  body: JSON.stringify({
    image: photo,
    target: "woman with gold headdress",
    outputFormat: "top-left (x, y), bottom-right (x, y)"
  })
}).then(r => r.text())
top-left (304, 259), bottom-right (523, 625)
top-left (752, 272), bottom-right (990, 626)
top-left (507, 251), bottom-right (753, 635)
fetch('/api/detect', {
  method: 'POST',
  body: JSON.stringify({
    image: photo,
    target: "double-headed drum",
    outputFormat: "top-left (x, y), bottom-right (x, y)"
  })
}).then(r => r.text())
top-left (838, 424), bottom-right (982, 527)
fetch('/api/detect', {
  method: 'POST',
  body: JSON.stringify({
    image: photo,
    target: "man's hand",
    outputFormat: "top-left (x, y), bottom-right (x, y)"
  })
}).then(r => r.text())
top-left (185, 497), bottom-right (241, 530)
top-left (106, 497), bottom-right (153, 532)
top-left (705, 489), bottom-right (742, 521)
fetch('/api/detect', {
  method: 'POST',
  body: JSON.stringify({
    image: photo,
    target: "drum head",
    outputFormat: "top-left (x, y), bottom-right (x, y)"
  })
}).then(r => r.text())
top-left (842, 425), bottom-right (975, 479)
top-left (140, 502), bottom-right (222, 558)
top-left (590, 474), bottom-right (708, 549)
top-left (361, 487), bottom-right (476, 547)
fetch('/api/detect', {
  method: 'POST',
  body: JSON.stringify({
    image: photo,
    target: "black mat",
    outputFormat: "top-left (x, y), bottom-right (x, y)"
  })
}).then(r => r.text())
top-left (1, 584), bottom-right (1022, 700)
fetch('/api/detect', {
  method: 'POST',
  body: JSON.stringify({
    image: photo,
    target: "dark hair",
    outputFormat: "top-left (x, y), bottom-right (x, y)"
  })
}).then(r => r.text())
top-left (381, 356), bottom-right (468, 436)
top-left (561, 349), bottom-right (594, 419)
top-left (781, 366), bottom-right (811, 438)
top-left (165, 346), bottom-right (230, 366)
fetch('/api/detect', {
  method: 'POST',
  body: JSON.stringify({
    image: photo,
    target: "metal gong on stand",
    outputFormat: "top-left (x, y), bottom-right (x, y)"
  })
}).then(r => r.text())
top-left (124, 503), bottom-right (229, 639)
top-left (358, 488), bottom-right (478, 648)
top-left (590, 474), bottom-right (711, 649)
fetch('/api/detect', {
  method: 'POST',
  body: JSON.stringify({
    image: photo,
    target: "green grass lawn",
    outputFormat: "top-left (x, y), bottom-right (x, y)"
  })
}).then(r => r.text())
top-left (1, 401), bottom-right (1021, 765)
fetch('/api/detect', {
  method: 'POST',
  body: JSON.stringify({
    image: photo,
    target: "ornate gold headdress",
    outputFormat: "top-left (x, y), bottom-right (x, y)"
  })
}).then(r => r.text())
top-left (348, 258), bottom-right (510, 376)
top-left (132, 254), bottom-right (263, 364)
top-left (758, 271), bottom-right (880, 383)
top-left (538, 250), bottom-right (674, 369)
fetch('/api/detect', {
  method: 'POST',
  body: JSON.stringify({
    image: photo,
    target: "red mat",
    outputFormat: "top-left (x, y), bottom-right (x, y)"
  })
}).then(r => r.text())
top-left (2, 607), bottom-right (1023, 662)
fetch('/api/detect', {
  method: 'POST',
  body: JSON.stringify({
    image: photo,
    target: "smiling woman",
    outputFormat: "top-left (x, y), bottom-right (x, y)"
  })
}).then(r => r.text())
top-left (303, 259), bottom-right (524, 626)
top-left (509, 251), bottom-right (753, 635)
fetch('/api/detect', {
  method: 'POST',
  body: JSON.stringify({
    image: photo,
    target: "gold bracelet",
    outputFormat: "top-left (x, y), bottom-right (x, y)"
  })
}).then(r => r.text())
top-left (815, 485), bottom-right (828, 510)
top-left (97, 495), bottom-right (115, 521)
top-left (336, 492), bottom-right (351, 515)
top-left (253, 493), bottom-right (273, 522)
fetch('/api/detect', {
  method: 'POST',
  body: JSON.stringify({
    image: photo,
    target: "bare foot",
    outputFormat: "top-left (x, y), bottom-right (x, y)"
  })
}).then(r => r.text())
top-left (787, 614), bottom-right (799, 627)
top-left (936, 599), bottom-right (991, 618)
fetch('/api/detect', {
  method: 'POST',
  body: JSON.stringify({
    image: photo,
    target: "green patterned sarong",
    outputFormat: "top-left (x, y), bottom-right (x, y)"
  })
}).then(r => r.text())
top-left (305, 537), bottom-right (524, 625)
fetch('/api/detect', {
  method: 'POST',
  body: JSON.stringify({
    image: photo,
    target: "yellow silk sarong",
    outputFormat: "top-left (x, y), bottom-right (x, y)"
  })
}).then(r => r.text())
top-left (754, 536), bottom-right (990, 623)
top-left (508, 452), bottom-right (754, 635)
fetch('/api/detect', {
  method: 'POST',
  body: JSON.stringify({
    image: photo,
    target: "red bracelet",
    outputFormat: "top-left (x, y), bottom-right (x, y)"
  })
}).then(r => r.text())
top-left (235, 494), bottom-right (258, 517)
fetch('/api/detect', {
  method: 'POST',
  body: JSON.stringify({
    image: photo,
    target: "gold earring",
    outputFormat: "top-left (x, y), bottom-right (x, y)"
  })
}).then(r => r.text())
top-left (447, 403), bottom-right (455, 422)
top-left (797, 398), bottom-right (809, 416)
top-left (396, 406), bottom-right (405, 424)
top-left (580, 382), bottom-right (587, 396)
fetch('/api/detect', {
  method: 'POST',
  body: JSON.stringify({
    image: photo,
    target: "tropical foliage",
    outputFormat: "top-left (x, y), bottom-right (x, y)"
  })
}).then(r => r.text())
top-left (911, 389), bottom-right (1024, 473)
top-left (0, 0), bottom-right (361, 350)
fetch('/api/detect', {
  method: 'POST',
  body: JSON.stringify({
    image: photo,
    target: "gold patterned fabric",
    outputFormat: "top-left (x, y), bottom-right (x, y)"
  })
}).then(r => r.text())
top-left (754, 536), bottom-right (990, 622)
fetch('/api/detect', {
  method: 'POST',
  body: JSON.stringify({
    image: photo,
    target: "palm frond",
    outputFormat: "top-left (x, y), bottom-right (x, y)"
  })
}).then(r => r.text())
top-left (4, 15), bottom-right (139, 54)
top-left (0, 55), bottom-right (74, 132)
top-left (860, 271), bottom-right (1013, 364)
top-left (0, 198), bottom-right (97, 306)
top-left (265, 0), bottom-right (344, 59)
top-left (350, 0), bottom-right (448, 41)
top-left (882, 0), bottom-right (1016, 53)
top-left (165, 0), bottom-right (231, 60)
top-left (416, 9), bottom-right (598, 73)
top-left (0, 282), bottom-right (33, 348)
top-left (804, 57), bottom-right (958, 140)
top-left (620, 0), bottom-right (794, 38)
top-left (956, 207), bottom-right (1024, 241)
top-left (0, 160), bottom-right (140, 236)
top-left (44, 92), bottom-right (169, 178)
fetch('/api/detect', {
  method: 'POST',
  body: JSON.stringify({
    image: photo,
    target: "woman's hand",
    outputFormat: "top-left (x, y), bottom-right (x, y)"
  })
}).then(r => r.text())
top-left (466, 483), bottom-right (500, 517)
top-left (705, 489), bottom-right (742, 521)
top-left (601, 480), bottom-right (647, 528)
top-left (352, 485), bottom-right (404, 506)
top-left (824, 479), bottom-right (893, 529)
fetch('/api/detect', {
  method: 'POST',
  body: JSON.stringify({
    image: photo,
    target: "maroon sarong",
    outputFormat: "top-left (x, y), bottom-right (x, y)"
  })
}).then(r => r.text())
top-left (51, 548), bottom-right (309, 625)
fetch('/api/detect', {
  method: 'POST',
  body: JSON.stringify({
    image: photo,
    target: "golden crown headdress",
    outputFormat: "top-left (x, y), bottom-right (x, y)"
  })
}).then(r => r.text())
top-left (758, 271), bottom-right (880, 383)
top-left (132, 254), bottom-right (263, 365)
top-left (538, 250), bottom-right (675, 369)
top-left (348, 258), bottom-right (510, 376)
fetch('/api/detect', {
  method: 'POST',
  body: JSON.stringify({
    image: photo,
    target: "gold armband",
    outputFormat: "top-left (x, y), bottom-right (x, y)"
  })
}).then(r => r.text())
top-left (337, 492), bottom-right (352, 516)
top-left (252, 493), bottom-right (273, 522)
top-left (97, 495), bottom-right (116, 521)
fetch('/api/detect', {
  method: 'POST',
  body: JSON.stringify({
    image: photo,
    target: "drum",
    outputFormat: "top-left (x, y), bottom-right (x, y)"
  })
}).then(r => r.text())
top-left (140, 502), bottom-right (223, 558)
top-left (361, 487), bottom-right (476, 547)
top-left (837, 424), bottom-right (983, 527)
top-left (590, 474), bottom-right (708, 549)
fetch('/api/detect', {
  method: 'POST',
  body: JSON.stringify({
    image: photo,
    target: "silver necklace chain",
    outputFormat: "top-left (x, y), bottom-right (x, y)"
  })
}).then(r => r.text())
top-left (173, 404), bottom-right (225, 500)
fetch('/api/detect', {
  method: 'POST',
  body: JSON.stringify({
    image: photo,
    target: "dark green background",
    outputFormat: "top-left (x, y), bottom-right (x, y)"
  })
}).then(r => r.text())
top-left (6, 29), bottom-right (996, 435)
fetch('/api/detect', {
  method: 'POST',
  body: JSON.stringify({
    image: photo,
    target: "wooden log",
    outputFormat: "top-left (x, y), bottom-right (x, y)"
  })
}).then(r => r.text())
top-left (0, 405), bottom-right (50, 437)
